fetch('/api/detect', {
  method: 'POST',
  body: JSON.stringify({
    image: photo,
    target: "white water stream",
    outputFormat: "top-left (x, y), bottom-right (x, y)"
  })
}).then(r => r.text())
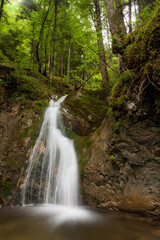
top-left (21, 96), bottom-right (99, 226)
top-left (22, 96), bottom-right (79, 206)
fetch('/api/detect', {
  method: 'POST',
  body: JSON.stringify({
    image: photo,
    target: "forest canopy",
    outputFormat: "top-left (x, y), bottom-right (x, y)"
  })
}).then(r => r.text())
top-left (0, 0), bottom-right (159, 91)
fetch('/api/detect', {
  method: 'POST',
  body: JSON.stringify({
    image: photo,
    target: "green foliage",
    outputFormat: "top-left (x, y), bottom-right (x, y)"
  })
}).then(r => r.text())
top-left (110, 70), bottom-right (135, 108)
top-left (109, 154), bottom-right (115, 161)
top-left (136, 0), bottom-right (160, 23)
top-left (121, 4), bottom-right (160, 94)
top-left (16, 74), bottom-right (49, 99)
top-left (0, 0), bottom-right (102, 90)
top-left (4, 71), bottom-right (51, 103)
top-left (91, 73), bottom-right (102, 90)
top-left (0, 0), bottom-right (158, 95)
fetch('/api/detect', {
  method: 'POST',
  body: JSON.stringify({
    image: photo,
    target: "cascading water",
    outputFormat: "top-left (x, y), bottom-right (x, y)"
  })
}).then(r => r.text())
top-left (22, 96), bottom-right (79, 206)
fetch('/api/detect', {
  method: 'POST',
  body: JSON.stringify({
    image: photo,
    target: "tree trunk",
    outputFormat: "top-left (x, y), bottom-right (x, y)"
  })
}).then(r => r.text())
top-left (0, 0), bottom-right (4, 21)
top-left (83, 53), bottom-right (87, 87)
top-left (43, 24), bottom-right (51, 76)
top-left (60, 40), bottom-right (64, 90)
top-left (91, 76), bottom-right (93, 89)
top-left (94, 0), bottom-right (108, 89)
top-left (67, 37), bottom-right (71, 83)
top-left (104, 0), bottom-right (126, 53)
top-left (137, 0), bottom-right (142, 14)
top-left (43, 37), bottom-right (48, 76)
top-left (36, 0), bottom-right (51, 73)
top-left (115, 0), bottom-right (126, 35)
top-left (30, 23), bottom-right (35, 69)
top-left (39, 30), bottom-right (43, 73)
top-left (50, 4), bottom-right (58, 84)
top-left (129, 0), bottom-right (132, 33)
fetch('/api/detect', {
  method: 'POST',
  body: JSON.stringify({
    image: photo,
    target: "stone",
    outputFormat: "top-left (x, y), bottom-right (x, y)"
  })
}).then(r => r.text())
top-left (22, 137), bottom-right (30, 147)
top-left (27, 119), bottom-right (32, 127)
top-left (127, 102), bottom-right (136, 110)
top-left (82, 92), bottom-right (160, 214)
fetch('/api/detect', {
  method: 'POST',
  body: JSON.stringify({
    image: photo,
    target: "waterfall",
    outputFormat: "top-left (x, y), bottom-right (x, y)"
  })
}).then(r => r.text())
top-left (22, 96), bottom-right (79, 206)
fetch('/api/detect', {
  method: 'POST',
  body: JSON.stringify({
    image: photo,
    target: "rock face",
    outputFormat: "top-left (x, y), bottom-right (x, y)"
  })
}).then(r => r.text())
top-left (82, 7), bottom-right (160, 214)
top-left (83, 105), bottom-right (160, 214)
top-left (0, 88), bottom-right (107, 206)
top-left (62, 90), bottom-right (107, 136)
top-left (0, 101), bottom-right (41, 206)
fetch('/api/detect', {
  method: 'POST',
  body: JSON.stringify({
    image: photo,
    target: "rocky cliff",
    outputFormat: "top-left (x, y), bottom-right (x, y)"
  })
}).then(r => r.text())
top-left (0, 66), bottom-right (50, 206)
top-left (82, 7), bottom-right (160, 214)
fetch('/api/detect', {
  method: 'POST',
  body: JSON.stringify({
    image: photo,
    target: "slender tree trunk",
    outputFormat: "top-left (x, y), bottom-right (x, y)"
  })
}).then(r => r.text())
top-left (0, 0), bottom-right (4, 21)
top-left (115, 0), bottom-right (126, 35)
top-left (30, 24), bottom-right (35, 69)
top-left (43, 24), bottom-right (51, 76)
top-left (129, 0), bottom-right (132, 33)
top-left (43, 38), bottom-right (48, 76)
top-left (57, 61), bottom-right (60, 77)
top-left (94, 0), bottom-right (108, 89)
top-left (83, 53), bottom-right (87, 88)
top-left (109, 53), bottom-right (113, 82)
top-left (36, 0), bottom-right (51, 73)
top-left (91, 76), bottom-right (93, 89)
top-left (39, 30), bottom-right (43, 72)
top-left (67, 37), bottom-right (71, 83)
top-left (137, 0), bottom-right (142, 14)
top-left (50, 4), bottom-right (58, 84)
top-left (60, 40), bottom-right (64, 90)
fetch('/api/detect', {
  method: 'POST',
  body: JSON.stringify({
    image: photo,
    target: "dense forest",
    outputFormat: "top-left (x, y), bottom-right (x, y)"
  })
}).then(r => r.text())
top-left (0, 0), bottom-right (160, 216)
top-left (0, 0), bottom-right (158, 93)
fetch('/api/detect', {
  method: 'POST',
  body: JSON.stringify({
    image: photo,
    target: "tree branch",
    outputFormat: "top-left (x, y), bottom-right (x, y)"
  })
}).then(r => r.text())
top-left (75, 66), bottom-right (101, 91)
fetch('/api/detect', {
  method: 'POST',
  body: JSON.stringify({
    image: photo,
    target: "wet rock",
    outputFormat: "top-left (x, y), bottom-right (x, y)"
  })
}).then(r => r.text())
top-left (62, 90), bottom-right (107, 136)
top-left (83, 97), bottom-right (160, 214)
top-left (0, 103), bottom-right (42, 206)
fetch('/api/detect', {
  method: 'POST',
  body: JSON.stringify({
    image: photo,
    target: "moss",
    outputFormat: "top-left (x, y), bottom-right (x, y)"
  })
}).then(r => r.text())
top-left (7, 155), bottom-right (25, 170)
top-left (2, 69), bottom-right (54, 109)
top-left (113, 118), bottom-right (122, 132)
top-left (110, 70), bottom-right (135, 108)
top-left (77, 137), bottom-right (93, 176)
top-left (109, 154), bottom-right (115, 161)
top-left (122, 6), bottom-right (160, 72)
top-left (0, 177), bottom-right (11, 201)
top-left (17, 126), bottom-right (31, 140)
top-left (74, 136), bottom-right (93, 152)
top-left (64, 90), bottom-right (107, 133)
top-left (65, 129), bottom-right (78, 139)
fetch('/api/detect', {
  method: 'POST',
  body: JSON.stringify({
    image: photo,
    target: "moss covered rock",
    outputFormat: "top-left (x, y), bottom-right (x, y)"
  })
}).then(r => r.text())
top-left (110, 6), bottom-right (160, 109)
top-left (62, 90), bottom-right (108, 136)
